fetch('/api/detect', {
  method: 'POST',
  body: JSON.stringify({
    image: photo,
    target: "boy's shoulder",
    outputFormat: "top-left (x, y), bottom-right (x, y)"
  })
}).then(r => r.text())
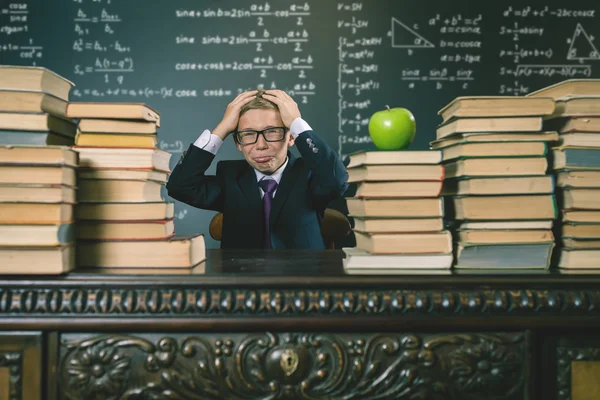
top-left (215, 159), bottom-right (251, 175)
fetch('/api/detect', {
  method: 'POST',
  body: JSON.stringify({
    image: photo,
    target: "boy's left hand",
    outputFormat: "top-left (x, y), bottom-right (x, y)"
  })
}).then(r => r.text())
top-left (261, 90), bottom-right (301, 128)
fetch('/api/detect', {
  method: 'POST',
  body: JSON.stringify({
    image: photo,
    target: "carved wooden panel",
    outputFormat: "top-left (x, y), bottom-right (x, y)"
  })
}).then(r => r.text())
top-left (571, 361), bottom-right (600, 400)
top-left (0, 351), bottom-right (20, 400)
top-left (0, 332), bottom-right (43, 400)
top-left (557, 346), bottom-right (600, 400)
top-left (59, 332), bottom-right (528, 400)
top-left (0, 286), bottom-right (599, 318)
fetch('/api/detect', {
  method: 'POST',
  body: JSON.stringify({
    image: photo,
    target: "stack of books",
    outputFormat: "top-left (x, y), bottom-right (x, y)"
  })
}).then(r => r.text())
top-left (0, 66), bottom-right (76, 146)
top-left (66, 102), bottom-right (205, 269)
top-left (528, 79), bottom-right (600, 269)
top-left (343, 150), bottom-right (452, 274)
top-left (434, 95), bottom-right (559, 269)
top-left (0, 66), bottom-right (78, 273)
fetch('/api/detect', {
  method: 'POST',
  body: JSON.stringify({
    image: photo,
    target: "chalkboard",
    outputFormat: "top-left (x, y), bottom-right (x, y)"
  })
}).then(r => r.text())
top-left (2, 0), bottom-right (600, 249)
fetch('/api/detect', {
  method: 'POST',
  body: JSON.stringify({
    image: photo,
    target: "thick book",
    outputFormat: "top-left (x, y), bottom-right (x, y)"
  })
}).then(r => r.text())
top-left (342, 247), bottom-right (452, 269)
top-left (0, 90), bottom-right (68, 117)
top-left (0, 66), bottom-right (74, 101)
top-left (78, 119), bottom-right (157, 134)
top-left (442, 141), bottom-right (547, 161)
top-left (562, 224), bottom-right (600, 239)
top-left (79, 264), bottom-right (206, 275)
top-left (75, 132), bottom-right (157, 148)
top-left (455, 220), bottom-right (553, 230)
top-left (355, 181), bottom-right (442, 198)
top-left (78, 168), bottom-right (168, 183)
top-left (0, 203), bottom-right (73, 224)
top-left (562, 210), bottom-right (600, 223)
top-left (77, 234), bottom-right (205, 268)
top-left (0, 245), bottom-right (75, 274)
top-left (450, 194), bottom-right (557, 220)
top-left (551, 96), bottom-right (600, 118)
top-left (76, 202), bottom-right (174, 221)
top-left (0, 113), bottom-right (76, 136)
top-left (347, 198), bottom-right (444, 218)
top-left (346, 150), bottom-right (441, 168)
top-left (355, 230), bottom-right (452, 254)
top-left (442, 176), bottom-right (554, 196)
top-left (429, 131), bottom-right (559, 149)
top-left (67, 102), bottom-right (160, 126)
top-left (558, 249), bottom-right (600, 269)
top-left (0, 145), bottom-right (77, 166)
top-left (78, 179), bottom-right (163, 203)
top-left (455, 243), bottom-right (554, 269)
top-left (0, 165), bottom-right (76, 186)
top-left (345, 267), bottom-right (452, 275)
top-left (457, 229), bottom-right (554, 244)
top-left (0, 184), bottom-right (75, 204)
top-left (0, 223), bottom-right (73, 246)
top-left (352, 217), bottom-right (443, 233)
top-left (76, 219), bottom-right (175, 240)
top-left (344, 268), bottom-right (452, 275)
top-left (347, 164), bottom-right (444, 182)
top-left (436, 116), bottom-right (542, 139)
top-left (562, 238), bottom-right (600, 250)
top-left (444, 157), bottom-right (548, 178)
top-left (552, 148), bottom-right (600, 170)
top-left (527, 79), bottom-right (600, 99)
top-left (438, 96), bottom-right (555, 122)
top-left (74, 147), bottom-right (171, 171)
top-left (559, 132), bottom-right (600, 148)
top-left (0, 130), bottom-right (74, 146)
top-left (552, 117), bottom-right (600, 133)
top-left (561, 188), bottom-right (600, 210)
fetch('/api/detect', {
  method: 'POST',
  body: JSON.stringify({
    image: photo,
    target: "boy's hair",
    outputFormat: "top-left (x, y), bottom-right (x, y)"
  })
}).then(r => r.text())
top-left (239, 89), bottom-right (279, 117)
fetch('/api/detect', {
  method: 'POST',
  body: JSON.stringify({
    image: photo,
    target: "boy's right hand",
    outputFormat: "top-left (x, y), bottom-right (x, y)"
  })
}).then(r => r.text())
top-left (212, 90), bottom-right (258, 140)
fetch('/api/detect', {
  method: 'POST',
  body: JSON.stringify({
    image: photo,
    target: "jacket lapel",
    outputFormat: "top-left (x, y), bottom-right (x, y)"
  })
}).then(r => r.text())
top-left (270, 152), bottom-right (301, 229)
top-left (238, 164), bottom-right (262, 214)
top-left (228, 165), bottom-right (263, 248)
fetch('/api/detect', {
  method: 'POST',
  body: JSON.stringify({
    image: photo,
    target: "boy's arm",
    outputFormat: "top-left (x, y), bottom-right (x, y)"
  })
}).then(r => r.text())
top-left (165, 131), bottom-right (225, 211)
top-left (260, 90), bottom-right (349, 210)
top-left (167, 89), bottom-right (259, 211)
top-left (289, 118), bottom-right (349, 210)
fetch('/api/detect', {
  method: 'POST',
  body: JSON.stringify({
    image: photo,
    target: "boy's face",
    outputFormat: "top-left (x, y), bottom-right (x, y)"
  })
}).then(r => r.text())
top-left (235, 109), bottom-right (294, 174)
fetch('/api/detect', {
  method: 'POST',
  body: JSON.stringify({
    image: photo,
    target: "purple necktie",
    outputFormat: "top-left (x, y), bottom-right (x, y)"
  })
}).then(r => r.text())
top-left (259, 179), bottom-right (278, 248)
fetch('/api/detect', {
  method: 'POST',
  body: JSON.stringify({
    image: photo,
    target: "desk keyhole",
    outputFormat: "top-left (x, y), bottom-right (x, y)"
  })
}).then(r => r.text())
top-left (280, 349), bottom-right (299, 376)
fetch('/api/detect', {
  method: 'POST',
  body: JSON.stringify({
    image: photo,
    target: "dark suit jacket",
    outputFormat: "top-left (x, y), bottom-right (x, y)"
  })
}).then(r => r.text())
top-left (166, 130), bottom-right (349, 249)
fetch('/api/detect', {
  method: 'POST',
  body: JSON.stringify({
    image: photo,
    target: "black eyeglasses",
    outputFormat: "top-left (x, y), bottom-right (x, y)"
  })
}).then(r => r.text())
top-left (233, 127), bottom-right (288, 145)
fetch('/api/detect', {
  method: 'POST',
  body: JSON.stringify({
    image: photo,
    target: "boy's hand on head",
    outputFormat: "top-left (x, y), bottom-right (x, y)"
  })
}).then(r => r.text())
top-left (213, 90), bottom-right (258, 140)
top-left (262, 90), bottom-right (301, 128)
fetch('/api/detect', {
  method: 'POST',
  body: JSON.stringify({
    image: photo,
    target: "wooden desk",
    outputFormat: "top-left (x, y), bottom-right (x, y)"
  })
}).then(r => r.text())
top-left (1, 249), bottom-right (600, 400)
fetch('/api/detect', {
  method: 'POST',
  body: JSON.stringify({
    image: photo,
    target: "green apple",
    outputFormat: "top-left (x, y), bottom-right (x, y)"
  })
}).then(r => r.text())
top-left (368, 106), bottom-right (416, 150)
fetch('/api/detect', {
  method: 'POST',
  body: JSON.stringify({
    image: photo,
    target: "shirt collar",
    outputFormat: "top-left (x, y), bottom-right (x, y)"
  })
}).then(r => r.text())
top-left (254, 156), bottom-right (288, 184)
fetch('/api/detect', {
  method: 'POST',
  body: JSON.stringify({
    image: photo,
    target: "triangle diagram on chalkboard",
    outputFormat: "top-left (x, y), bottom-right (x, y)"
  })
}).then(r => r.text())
top-left (391, 17), bottom-right (434, 48)
top-left (567, 23), bottom-right (600, 61)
